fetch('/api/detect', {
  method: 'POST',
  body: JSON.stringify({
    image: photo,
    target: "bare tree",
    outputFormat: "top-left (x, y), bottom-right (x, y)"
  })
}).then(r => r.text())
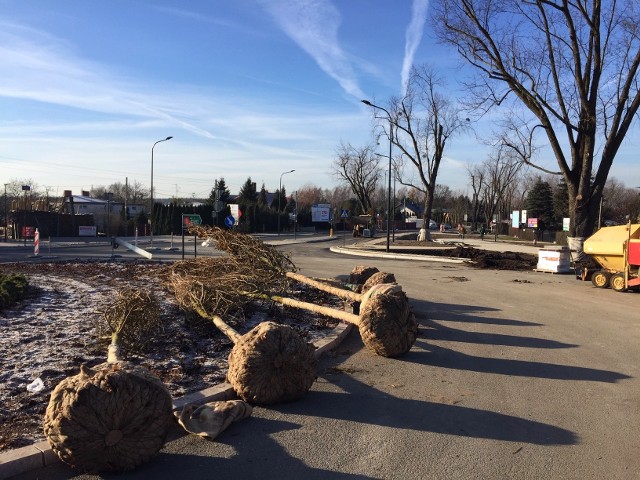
top-left (601, 177), bottom-right (640, 225)
top-left (467, 164), bottom-right (485, 230)
top-left (382, 65), bottom-right (469, 240)
top-left (479, 145), bottom-right (527, 230)
top-left (433, 0), bottom-right (640, 238)
top-left (331, 142), bottom-right (381, 215)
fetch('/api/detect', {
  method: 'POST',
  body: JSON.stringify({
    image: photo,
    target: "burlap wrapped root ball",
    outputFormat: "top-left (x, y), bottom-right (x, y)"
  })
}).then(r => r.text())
top-left (227, 321), bottom-right (317, 405)
top-left (362, 271), bottom-right (396, 292)
top-left (358, 284), bottom-right (417, 357)
top-left (349, 266), bottom-right (379, 287)
top-left (43, 362), bottom-right (174, 473)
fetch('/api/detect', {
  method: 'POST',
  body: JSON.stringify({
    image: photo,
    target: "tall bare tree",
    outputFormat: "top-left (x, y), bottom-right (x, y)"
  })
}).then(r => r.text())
top-left (467, 164), bottom-right (485, 230)
top-left (433, 0), bottom-right (640, 238)
top-left (377, 65), bottom-right (469, 240)
top-left (331, 142), bottom-right (381, 215)
top-left (478, 145), bottom-right (527, 230)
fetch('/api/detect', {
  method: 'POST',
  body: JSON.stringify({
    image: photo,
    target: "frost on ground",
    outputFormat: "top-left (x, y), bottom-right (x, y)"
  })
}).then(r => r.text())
top-left (0, 261), bottom-right (340, 452)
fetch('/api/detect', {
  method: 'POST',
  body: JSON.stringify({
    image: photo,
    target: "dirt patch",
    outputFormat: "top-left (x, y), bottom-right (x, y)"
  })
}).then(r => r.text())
top-left (390, 243), bottom-right (538, 271)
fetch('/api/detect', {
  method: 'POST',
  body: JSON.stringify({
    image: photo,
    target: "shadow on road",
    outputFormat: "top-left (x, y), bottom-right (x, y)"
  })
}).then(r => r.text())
top-left (277, 363), bottom-right (577, 446)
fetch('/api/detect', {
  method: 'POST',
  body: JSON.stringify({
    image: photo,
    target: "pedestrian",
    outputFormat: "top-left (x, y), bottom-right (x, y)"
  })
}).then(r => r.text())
top-left (457, 223), bottom-right (465, 239)
top-left (480, 224), bottom-right (486, 240)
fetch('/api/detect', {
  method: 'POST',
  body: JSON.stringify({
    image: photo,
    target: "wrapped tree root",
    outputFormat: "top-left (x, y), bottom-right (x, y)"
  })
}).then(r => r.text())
top-left (167, 240), bottom-right (319, 404)
top-left (43, 288), bottom-right (173, 473)
top-left (266, 283), bottom-right (417, 358)
top-left (189, 304), bottom-right (317, 405)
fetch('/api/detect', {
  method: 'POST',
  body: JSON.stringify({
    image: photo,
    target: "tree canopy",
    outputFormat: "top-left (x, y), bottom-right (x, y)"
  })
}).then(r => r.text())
top-left (433, 0), bottom-right (640, 237)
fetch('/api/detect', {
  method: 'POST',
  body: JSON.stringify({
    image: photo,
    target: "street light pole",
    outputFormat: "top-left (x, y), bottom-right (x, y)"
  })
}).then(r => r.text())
top-left (4, 183), bottom-right (8, 242)
top-left (362, 99), bottom-right (393, 253)
top-left (278, 169), bottom-right (295, 235)
top-left (150, 136), bottom-right (173, 248)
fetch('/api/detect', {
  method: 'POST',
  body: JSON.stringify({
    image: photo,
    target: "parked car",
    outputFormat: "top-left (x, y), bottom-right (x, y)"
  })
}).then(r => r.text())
top-left (429, 220), bottom-right (437, 230)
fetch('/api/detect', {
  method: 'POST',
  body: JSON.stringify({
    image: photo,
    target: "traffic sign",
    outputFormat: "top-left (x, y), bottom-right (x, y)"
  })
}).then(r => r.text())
top-left (182, 214), bottom-right (202, 226)
top-left (340, 209), bottom-right (349, 218)
top-left (224, 215), bottom-right (236, 228)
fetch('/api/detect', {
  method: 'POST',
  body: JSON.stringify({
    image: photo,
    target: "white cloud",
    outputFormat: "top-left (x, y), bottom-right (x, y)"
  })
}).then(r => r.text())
top-left (401, 0), bottom-right (430, 94)
top-left (0, 21), bottom-right (219, 139)
top-left (257, 0), bottom-right (365, 99)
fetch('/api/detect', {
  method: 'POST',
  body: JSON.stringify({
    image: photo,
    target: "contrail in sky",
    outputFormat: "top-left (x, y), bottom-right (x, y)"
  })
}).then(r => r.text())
top-left (401, 0), bottom-right (429, 94)
top-left (259, 0), bottom-right (365, 99)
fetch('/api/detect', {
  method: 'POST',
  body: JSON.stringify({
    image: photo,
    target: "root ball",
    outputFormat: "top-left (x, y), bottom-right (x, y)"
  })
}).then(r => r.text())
top-left (349, 266), bottom-right (379, 285)
top-left (362, 271), bottom-right (396, 292)
top-left (43, 363), bottom-right (173, 473)
top-left (358, 284), bottom-right (417, 357)
top-left (227, 321), bottom-right (317, 405)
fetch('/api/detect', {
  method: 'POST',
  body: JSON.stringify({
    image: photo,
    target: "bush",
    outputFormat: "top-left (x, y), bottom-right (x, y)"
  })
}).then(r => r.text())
top-left (0, 273), bottom-right (29, 310)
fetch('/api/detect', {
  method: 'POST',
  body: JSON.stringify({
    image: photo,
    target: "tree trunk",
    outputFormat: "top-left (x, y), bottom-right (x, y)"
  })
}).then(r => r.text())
top-left (419, 185), bottom-right (436, 242)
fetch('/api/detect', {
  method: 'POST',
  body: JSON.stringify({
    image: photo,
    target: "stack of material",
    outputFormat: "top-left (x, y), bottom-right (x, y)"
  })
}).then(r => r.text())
top-left (536, 246), bottom-right (571, 273)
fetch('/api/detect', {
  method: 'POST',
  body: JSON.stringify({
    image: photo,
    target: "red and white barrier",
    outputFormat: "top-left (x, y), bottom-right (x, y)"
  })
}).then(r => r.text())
top-left (34, 228), bottom-right (40, 256)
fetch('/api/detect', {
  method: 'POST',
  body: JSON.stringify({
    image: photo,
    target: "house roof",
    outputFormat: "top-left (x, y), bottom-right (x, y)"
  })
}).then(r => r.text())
top-left (401, 199), bottom-right (424, 216)
top-left (66, 195), bottom-right (108, 205)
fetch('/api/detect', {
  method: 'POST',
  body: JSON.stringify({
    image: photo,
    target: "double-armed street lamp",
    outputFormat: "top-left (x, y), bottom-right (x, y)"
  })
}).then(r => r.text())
top-left (278, 169), bottom-right (295, 235)
top-left (150, 136), bottom-right (173, 248)
top-left (362, 99), bottom-right (393, 253)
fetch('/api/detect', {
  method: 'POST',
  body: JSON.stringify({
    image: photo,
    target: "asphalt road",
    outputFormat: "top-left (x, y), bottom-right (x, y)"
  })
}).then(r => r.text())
top-left (5, 236), bottom-right (640, 479)
top-left (0, 235), bottom-right (223, 263)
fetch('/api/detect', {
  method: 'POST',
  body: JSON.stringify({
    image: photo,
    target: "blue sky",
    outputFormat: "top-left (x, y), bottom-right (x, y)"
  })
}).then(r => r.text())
top-left (1, 1), bottom-right (639, 200)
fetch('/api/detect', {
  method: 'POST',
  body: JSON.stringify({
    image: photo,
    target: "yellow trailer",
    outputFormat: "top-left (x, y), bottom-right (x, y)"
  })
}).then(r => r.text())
top-left (583, 223), bottom-right (640, 292)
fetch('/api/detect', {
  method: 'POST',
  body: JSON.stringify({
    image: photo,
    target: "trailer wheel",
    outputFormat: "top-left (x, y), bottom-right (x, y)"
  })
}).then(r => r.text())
top-left (610, 273), bottom-right (627, 292)
top-left (591, 270), bottom-right (610, 288)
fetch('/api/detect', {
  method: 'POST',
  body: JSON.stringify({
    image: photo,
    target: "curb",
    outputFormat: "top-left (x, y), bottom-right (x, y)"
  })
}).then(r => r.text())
top-left (0, 322), bottom-right (352, 479)
top-left (329, 246), bottom-right (467, 263)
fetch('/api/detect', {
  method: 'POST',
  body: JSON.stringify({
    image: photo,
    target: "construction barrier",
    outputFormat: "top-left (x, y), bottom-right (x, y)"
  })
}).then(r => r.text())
top-left (34, 228), bottom-right (40, 256)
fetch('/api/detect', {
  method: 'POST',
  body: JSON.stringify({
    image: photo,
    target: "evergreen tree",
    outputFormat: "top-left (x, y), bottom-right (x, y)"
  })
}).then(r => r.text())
top-left (271, 186), bottom-right (287, 211)
top-left (525, 177), bottom-right (555, 230)
top-left (208, 178), bottom-right (231, 204)
top-left (258, 183), bottom-right (269, 207)
top-left (238, 177), bottom-right (258, 205)
top-left (552, 178), bottom-right (569, 223)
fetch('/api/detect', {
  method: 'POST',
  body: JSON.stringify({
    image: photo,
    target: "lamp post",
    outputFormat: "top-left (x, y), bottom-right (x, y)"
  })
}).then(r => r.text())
top-left (362, 99), bottom-right (393, 253)
top-left (150, 136), bottom-right (173, 248)
top-left (21, 185), bottom-right (30, 246)
top-left (278, 169), bottom-right (295, 235)
top-left (3, 183), bottom-right (8, 242)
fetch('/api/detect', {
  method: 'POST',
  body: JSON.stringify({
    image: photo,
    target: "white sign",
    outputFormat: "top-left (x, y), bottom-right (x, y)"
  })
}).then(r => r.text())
top-left (229, 204), bottom-right (241, 221)
top-left (312, 203), bottom-right (331, 222)
top-left (521, 209), bottom-right (528, 225)
top-left (79, 226), bottom-right (97, 236)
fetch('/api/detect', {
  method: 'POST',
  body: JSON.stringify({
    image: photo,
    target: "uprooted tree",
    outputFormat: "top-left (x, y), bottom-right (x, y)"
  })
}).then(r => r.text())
top-left (433, 0), bottom-right (640, 239)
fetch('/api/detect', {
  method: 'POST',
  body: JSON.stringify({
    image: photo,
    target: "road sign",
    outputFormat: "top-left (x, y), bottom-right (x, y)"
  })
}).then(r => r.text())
top-left (340, 209), bottom-right (349, 218)
top-left (182, 214), bottom-right (202, 226)
top-left (229, 204), bottom-right (242, 220)
top-left (213, 201), bottom-right (225, 213)
top-left (224, 215), bottom-right (236, 228)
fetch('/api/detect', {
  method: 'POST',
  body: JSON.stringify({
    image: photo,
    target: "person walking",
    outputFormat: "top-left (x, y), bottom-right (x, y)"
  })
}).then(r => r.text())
top-left (480, 224), bottom-right (486, 240)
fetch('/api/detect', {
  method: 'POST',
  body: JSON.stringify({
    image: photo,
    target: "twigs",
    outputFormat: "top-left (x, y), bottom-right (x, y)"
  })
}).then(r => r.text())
top-left (99, 287), bottom-right (162, 363)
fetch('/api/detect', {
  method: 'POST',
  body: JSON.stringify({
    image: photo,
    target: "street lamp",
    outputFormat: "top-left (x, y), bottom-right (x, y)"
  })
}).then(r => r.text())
top-left (278, 169), bottom-right (295, 235)
top-left (362, 99), bottom-right (393, 253)
top-left (150, 136), bottom-right (173, 248)
top-left (4, 183), bottom-right (8, 242)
